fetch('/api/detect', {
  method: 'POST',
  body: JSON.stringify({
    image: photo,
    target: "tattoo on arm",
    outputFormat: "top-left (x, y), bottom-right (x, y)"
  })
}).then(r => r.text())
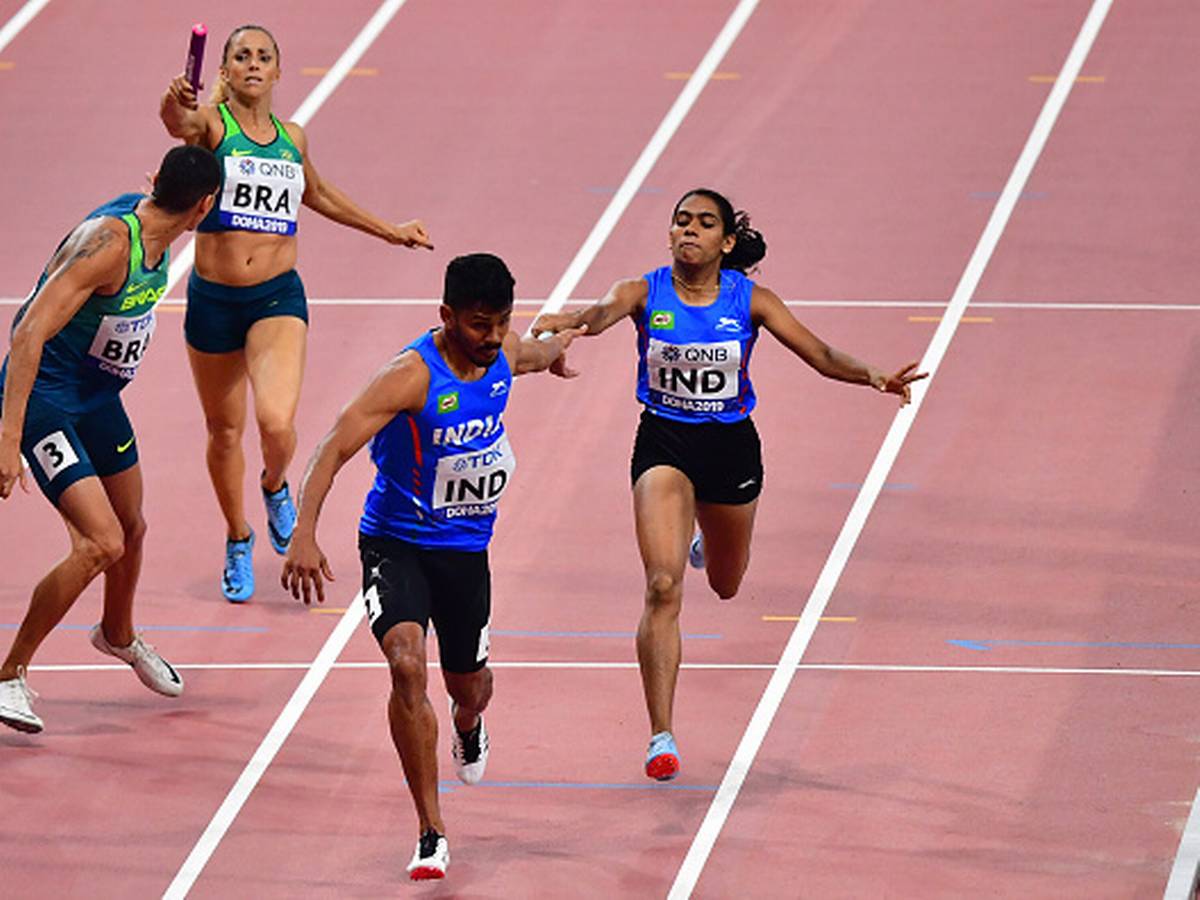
top-left (49, 227), bottom-right (117, 277)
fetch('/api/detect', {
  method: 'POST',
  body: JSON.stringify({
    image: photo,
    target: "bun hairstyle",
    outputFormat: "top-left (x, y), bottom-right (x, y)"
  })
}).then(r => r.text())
top-left (673, 188), bottom-right (767, 273)
top-left (209, 24), bottom-right (281, 105)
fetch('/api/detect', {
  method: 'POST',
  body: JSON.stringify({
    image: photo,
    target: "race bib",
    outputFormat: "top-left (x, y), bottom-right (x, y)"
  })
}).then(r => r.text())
top-left (31, 430), bottom-right (79, 482)
top-left (218, 155), bottom-right (305, 235)
top-left (647, 338), bottom-right (741, 410)
top-left (87, 310), bottom-right (155, 379)
top-left (432, 433), bottom-right (516, 517)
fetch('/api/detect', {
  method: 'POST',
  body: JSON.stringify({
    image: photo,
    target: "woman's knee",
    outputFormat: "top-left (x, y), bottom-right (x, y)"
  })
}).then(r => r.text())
top-left (644, 569), bottom-right (682, 608)
top-left (706, 552), bottom-right (750, 600)
top-left (205, 417), bottom-right (244, 451)
top-left (257, 418), bottom-right (296, 452)
top-left (707, 570), bottom-right (745, 601)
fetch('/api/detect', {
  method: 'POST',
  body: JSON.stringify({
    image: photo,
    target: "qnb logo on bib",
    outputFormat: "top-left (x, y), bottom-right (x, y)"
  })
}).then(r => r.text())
top-left (433, 433), bottom-right (517, 519)
top-left (219, 154), bottom-right (305, 235)
top-left (88, 310), bottom-right (156, 379)
top-left (648, 338), bottom-right (741, 408)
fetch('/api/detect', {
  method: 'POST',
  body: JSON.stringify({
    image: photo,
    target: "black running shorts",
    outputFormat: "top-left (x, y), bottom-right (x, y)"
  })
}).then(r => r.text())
top-left (358, 532), bottom-right (491, 673)
top-left (630, 409), bottom-right (763, 505)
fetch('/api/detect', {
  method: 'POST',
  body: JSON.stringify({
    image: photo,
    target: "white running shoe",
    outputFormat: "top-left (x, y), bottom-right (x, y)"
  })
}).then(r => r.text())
top-left (688, 533), bottom-right (705, 570)
top-left (0, 669), bottom-right (43, 733)
top-left (89, 625), bottom-right (184, 697)
top-left (407, 829), bottom-right (449, 880)
top-left (449, 699), bottom-right (488, 785)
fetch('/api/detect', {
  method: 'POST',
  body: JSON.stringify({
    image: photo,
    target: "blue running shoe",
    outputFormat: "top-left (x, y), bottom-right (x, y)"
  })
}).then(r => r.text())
top-left (222, 529), bottom-right (255, 603)
top-left (688, 533), bottom-right (705, 570)
top-left (645, 730), bottom-right (680, 781)
top-left (263, 481), bottom-right (296, 555)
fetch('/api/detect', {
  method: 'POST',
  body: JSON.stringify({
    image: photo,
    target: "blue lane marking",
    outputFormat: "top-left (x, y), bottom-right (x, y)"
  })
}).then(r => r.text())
top-left (492, 629), bottom-right (720, 640)
top-left (0, 623), bottom-right (268, 633)
top-left (949, 638), bottom-right (1200, 652)
top-left (438, 779), bottom-right (716, 794)
top-left (829, 482), bottom-right (917, 491)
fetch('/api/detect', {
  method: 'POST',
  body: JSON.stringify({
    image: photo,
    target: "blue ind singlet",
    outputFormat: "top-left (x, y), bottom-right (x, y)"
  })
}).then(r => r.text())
top-left (1, 194), bottom-right (166, 414)
top-left (635, 266), bottom-right (758, 423)
top-left (360, 331), bottom-right (516, 552)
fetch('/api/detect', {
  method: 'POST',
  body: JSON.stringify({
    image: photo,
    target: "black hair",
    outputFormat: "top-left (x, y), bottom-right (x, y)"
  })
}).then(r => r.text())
top-left (443, 253), bottom-right (515, 312)
top-left (151, 145), bottom-right (221, 213)
top-left (672, 188), bottom-right (767, 273)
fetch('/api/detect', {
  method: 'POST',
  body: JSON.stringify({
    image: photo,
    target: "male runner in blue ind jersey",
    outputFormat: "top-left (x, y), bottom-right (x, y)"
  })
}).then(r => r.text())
top-left (0, 145), bottom-right (221, 734)
top-left (281, 253), bottom-right (584, 881)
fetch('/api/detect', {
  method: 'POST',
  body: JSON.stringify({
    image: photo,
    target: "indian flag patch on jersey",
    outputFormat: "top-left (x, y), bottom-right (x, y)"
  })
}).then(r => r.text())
top-left (437, 391), bottom-right (460, 414)
top-left (649, 311), bottom-right (675, 330)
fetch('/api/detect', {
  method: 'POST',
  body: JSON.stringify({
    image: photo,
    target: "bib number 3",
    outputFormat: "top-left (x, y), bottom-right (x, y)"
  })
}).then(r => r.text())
top-left (32, 430), bottom-right (80, 482)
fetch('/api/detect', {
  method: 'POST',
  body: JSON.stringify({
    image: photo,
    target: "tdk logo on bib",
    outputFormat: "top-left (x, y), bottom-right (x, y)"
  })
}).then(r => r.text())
top-left (647, 338), bottom-right (741, 413)
top-left (433, 433), bottom-right (516, 518)
top-left (88, 310), bottom-right (156, 380)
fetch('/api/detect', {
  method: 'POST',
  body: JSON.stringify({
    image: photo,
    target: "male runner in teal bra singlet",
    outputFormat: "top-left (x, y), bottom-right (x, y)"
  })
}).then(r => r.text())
top-left (0, 145), bottom-right (220, 734)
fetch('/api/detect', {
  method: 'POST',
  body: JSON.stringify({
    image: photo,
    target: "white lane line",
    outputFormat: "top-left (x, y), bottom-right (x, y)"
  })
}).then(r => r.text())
top-left (1165, 787), bottom-right (1200, 899)
top-left (535, 0), bottom-right (763, 320)
top-left (163, 0), bottom-right (411, 295)
top-left (30, 661), bottom-right (1200, 677)
top-left (4, 297), bottom-right (1200, 311)
top-left (668, 2), bottom-right (1116, 897)
top-left (0, 0), bottom-right (50, 55)
top-left (161, 594), bottom-right (365, 899)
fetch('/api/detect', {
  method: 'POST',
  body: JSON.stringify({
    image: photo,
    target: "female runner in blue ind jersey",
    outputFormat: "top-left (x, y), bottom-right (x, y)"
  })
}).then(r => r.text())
top-left (0, 146), bottom-right (221, 734)
top-left (533, 189), bottom-right (927, 781)
top-left (280, 254), bottom-right (584, 881)
top-left (160, 24), bottom-right (433, 603)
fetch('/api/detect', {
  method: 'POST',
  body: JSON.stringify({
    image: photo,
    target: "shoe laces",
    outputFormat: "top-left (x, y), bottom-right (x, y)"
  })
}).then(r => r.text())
top-left (126, 633), bottom-right (160, 663)
top-left (12, 666), bottom-right (38, 703)
top-left (226, 536), bottom-right (253, 573)
top-left (648, 731), bottom-right (675, 755)
top-left (264, 482), bottom-right (292, 510)
top-left (417, 828), bottom-right (443, 859)
top-left (457, 721), bottom-right (483, 763)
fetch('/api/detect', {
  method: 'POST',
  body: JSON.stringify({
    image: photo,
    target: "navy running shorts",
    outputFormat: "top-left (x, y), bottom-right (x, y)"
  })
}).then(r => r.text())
top-left (185, 268), bottom-right (308, 354)
top-left (358, 532), bottom-right (491, 674)
top-left (14, 393), bottom-right (138, 506)
top-left (630, 408), bottom-right (763, 505)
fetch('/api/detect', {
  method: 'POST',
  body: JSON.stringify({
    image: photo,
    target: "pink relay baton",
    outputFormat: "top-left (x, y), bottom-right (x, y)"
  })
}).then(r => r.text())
top-left (185, 23), bottom-right (207, 92)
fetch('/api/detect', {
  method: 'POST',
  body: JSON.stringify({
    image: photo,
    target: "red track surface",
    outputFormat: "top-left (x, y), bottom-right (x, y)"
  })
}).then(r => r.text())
top-left (2, 2), bottom-right (1197, 897)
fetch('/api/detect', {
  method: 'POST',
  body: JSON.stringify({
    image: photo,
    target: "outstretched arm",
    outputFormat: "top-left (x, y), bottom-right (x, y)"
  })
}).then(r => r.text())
top-left (753, 285), bottom-right (927, 404)
top-left (281, 352), bottom-right (430, 604)
top-left (504, 324), bottom-right (589, 377)
top-left (286, 123), bottom-right (433, 250)
top-left (0, 221), bottom-right (128, 498)
top-left (160, 74), bottom-right (217, 146)
top-left (530, 277), bottom-right (647, 339)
